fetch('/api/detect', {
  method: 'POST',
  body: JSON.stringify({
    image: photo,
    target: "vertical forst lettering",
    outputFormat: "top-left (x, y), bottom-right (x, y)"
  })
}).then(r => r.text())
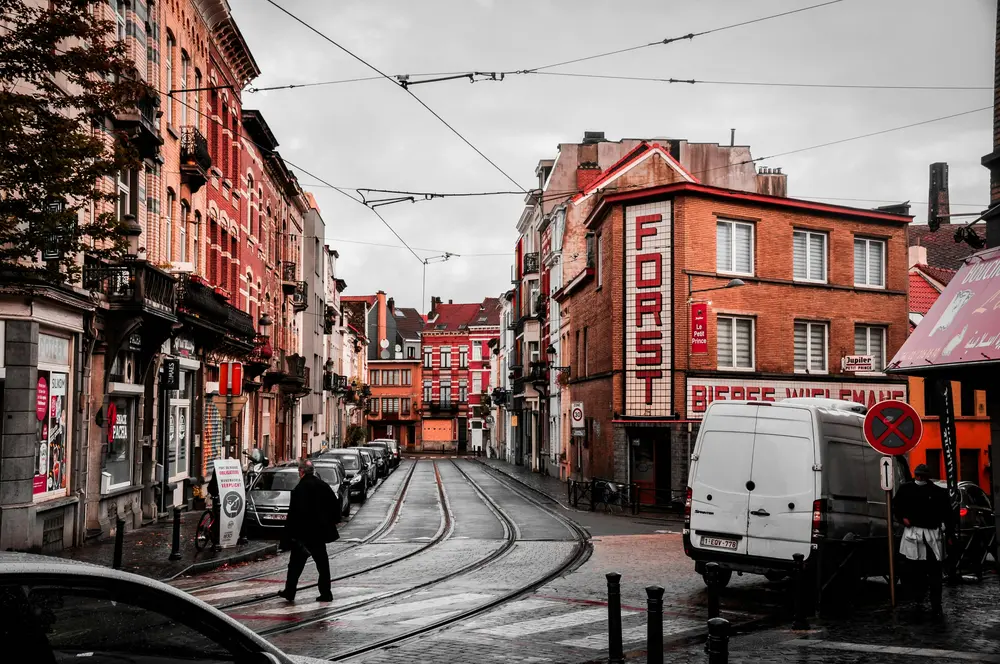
top-left (636, 370), bottom-right (662, 405)
top-left (635, 330), bottom-right (663, 365)
top-left (635, 214), bottom-right (661, 250)
top-left (635, 253), bottom-right (662, 289)
top-left (636, 292), bottom-right (663, 327)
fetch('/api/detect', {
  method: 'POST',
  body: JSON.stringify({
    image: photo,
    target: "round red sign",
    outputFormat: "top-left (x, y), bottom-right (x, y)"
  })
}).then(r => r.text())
top-left (107, 403), bottom-right (117, 444)
top-left (863, 399), bottom-right (922, 456)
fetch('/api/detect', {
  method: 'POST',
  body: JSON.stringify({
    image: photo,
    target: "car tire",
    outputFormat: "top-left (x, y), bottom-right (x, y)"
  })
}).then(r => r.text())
top-left (702, 569), bottom-right (733, 589)
top-left (764, 571), bottom-right (787, 583)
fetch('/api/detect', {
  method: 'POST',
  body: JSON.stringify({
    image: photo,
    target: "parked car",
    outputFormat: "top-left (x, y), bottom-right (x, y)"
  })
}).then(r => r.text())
top-left (0, 553), bottom-right (305, 663)
top-left (357, 449), bottom-right (378, 487)
top-left (358, 445), bottom-right (389, 480)
top-left (933, 479), bottom-right (997, 573)
top-left (247, 463), bottom-right (349, 534)
top-left (367, 440), bottom-right (398, 470)
top-left (319, 448), bottom-right (372, 503)
top-left (312, 458), bottom-right (351, 518)
top-left (684, 398), bottom-right (908, 593)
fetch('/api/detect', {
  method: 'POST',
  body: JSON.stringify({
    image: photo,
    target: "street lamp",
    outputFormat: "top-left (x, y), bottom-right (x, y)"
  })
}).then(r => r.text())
top-left (686, 276), bottom-right (745, 303)
top-left (258, 312), bottom-right (273, 338)
top-left (544, 344), bottom-right (571, 372)
top-left (123, 214), bottom-right (142, 258)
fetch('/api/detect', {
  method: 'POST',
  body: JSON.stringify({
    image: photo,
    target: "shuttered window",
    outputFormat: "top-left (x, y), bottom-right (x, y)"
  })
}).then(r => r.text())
top-left (716, 220), bottom-right (754, 275)
top-left (794, 321), bottom-right (828, 373)
top-left (793, 230), bottom-right (827, 282)
top-left (854, 325), bottom-right (886, 371)
top-left (854, 237), bottom-right (885, 288)
top-left (717, 316), bottom-right (754, 370)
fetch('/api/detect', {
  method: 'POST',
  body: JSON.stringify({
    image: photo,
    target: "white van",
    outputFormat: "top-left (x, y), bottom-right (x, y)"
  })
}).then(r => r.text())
top-left (683, 398), bottom-right (908, 595)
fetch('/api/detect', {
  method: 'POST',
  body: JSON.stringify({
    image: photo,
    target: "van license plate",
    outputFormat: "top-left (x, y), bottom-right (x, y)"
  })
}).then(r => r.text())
top-left (701, 536), bottom-right (738, 550)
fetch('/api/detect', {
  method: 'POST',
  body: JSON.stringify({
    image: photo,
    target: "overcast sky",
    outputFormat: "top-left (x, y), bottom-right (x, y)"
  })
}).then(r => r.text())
top-left (231, 0), bottom-right (996, 312)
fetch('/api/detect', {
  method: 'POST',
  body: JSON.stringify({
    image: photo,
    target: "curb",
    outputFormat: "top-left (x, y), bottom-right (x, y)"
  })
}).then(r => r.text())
top-left (162, 542), bottom-right (279, 582)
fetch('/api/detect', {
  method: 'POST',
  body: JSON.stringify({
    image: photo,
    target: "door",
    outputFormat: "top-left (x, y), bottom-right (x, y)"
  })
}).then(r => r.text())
top-left (689, 404), bottom-right (759, 556)
top-left (745, 406), bottom-right (816, 560)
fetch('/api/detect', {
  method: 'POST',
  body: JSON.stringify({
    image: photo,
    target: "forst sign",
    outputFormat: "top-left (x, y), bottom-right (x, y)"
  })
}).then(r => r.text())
top-left (624, 202), bottom-right (672, 416)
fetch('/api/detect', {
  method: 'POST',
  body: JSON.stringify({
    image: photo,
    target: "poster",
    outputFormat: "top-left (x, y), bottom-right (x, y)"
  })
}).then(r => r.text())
top-left (34, 371), bottom-right (67, 495)
top-left (212, 459), bottom-right (246, 548)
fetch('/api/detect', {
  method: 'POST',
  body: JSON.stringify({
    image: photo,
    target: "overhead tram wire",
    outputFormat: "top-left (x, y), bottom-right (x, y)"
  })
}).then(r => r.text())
top-left (260, 0), bottom-right (527, 193)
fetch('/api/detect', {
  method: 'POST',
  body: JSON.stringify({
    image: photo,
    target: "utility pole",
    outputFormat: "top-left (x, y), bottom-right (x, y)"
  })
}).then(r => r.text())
top-left (421, 253), bottom-right (456, 313)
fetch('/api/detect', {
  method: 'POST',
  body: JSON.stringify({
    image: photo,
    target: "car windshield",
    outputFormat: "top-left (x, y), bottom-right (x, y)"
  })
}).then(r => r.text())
top-left (253, 470), bottom-right (299, 491)
top-left (359, 451), bottom-right (371, 463)
top-left (315, 465), bottom-right (342, 485)
top-left (326, 453), bottom-right (359, 470)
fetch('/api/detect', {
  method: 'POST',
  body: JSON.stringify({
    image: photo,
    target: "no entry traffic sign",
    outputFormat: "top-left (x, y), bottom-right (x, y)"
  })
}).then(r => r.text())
top-left (863, 399), bottom-right (922, 456)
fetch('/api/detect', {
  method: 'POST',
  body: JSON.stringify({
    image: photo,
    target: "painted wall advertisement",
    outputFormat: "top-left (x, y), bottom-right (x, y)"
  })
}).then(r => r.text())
top-left (624, 202), bottom-right (672, 416)
top-left (34, 371), bottom-right (68, 495)
top-left (212, 459), bottom-right (246, 548)
top-left (686, 377), bottom-right (908, 419)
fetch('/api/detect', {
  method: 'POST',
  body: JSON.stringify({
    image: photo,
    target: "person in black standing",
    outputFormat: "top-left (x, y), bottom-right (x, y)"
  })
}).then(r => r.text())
top-left (278, 459), bottom-right (339, 602)
top-left (894, 464), bottom-right (953, 616)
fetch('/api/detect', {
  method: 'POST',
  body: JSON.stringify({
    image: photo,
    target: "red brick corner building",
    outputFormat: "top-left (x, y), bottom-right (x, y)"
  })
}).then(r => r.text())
top-left (555, 141), bottom-right (911, 505)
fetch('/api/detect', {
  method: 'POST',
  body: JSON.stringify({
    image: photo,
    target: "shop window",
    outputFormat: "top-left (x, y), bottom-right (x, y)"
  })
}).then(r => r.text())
top-left (106, 397), bottom-right (135, 490)
top-left (168, 371), bottom-right (192, 480)
top-left (34, 369), bottom-right (69, 496)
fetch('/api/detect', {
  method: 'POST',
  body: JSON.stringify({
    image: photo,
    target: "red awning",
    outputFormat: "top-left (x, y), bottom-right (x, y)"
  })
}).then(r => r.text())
top-left (888, 246), bottom-right (1000, 373)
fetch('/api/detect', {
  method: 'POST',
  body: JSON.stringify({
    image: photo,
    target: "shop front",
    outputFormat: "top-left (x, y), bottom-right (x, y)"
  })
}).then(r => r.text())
top-left (158, 336), bottom-right (199, 510)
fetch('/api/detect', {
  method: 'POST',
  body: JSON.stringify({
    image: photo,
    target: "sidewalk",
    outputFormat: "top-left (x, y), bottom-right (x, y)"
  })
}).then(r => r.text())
top-left (51, 509), bottom-right (277, 582)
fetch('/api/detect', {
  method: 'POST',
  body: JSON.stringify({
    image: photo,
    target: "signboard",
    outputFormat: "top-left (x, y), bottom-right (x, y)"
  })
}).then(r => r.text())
top-left (219, 362), bottom-right (243, 396)
top-left (624, 202), bottom-right (672, 416)
top-left (842, 355), bottom-right (874, 372)
top-left (35, 371), bottom-right (67, 495)
top-left (36, 376), bottom-right (48, 421)
top-left (211, 458), bottom-right (246, 548)
top-left (162, 358), bottom-right (180, 390)
top-left (863, 399), bottom-right (922, 456)
top-left (929, 379), bottom-right (962, 521)
top-left (690, 302), bottom-right (708, 355)
top-left (889, 246), bottom-right (1000, 370)
top-left (686, 377), bottom-right (907, 419)
top-left (570, 401), bottom-right (585, 435)
top-left (879, 456), bottom-right (894, 491)
top-left (173, 336), bottom-right (195, 358)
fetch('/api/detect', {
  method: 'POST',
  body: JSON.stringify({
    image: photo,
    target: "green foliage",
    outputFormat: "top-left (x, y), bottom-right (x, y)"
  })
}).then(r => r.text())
top-left (0, 0), bottom-right (150, 282)
top-left (345, 424), bottom-right (367, 446)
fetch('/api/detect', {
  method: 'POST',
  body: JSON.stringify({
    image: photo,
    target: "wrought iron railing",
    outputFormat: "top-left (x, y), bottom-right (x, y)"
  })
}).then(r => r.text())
top-left (180, 126), bottom-right (211, 172)
top-left (523, 251), bottom-right (540, 275)
top-left (83, 260), bottom-right (176, 313)
top-left (282, 261), bottom-right (297, 283)
top-left (291, 281), bottom-right (308, 310)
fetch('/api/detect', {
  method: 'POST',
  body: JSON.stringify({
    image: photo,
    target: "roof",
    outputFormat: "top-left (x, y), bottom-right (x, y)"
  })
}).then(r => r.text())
top-left (915, 263), bottom-right (956, 287)
top-left (424, 297), bottom-right (501, 332)
top-left (908, 270), bottom-right (942, 315)
top-left (341, 295), bottom-right (377, 307)
top-left (574, 142), bottom-right (698, 204)
top-left (393, 307), bottom-right (425, 340)
top-left (908, 224), bottom-right (981, 270)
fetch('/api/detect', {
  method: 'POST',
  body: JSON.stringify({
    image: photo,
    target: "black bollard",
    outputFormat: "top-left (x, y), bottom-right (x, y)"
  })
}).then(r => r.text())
top-left (792, 553), bottom-right (809, 630)
top-left (706, 617), bottom-right (730, 664)
top-left (112, 518), bottom-right (125, 569)
top-left (706, 562), bottom-right (720, 619)
top-left (169, 507), bottom-right (182, 561)
top-left (606, 572), bottom-right (624, 664)
top-left (645, 585), bottom-right (664, 664)
top-left (590, 478), bottom-right (597, 512)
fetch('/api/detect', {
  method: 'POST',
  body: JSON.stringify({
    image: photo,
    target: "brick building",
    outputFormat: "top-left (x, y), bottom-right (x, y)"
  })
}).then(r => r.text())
top-left (555, 140), bottom-right (911, 505)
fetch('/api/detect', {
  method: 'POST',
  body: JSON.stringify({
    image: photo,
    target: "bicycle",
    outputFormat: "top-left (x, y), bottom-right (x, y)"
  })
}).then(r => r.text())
top-left (194, 508), bottom-right (215, 552)
top-left (593, 480), bottom-right (630, 515)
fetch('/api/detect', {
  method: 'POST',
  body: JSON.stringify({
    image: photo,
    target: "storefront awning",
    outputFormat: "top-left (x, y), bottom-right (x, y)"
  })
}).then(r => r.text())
top-left (887, 246), bottom-right (1000, 375)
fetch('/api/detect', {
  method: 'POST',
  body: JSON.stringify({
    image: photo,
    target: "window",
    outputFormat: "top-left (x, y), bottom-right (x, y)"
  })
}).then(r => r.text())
top-left (164, 34), bottom-right (174, 126)
top-left (854, 237), bottom-right (885, 288)
top-left (472, 372), bottom-right (482, 394)
top-left (793, 230), bottom-right (827, 282)
top-left (794, 321), bottom-right (828, 373)
top-left (423, 381), bottom-right (432, 403)
top-left (529, 281), bottom-right (540, 316)
top-left (717, 316), bottom-right (754, 370)
top-left (193, 70), bottom-right (202, 130)
top-left (960, 386), bottom-right (978, 418)
top-left (459, 348), bottom-right (468, 368)
top-left (407, 346), bottom-right (415, 359)
top-left (459, 381), bottom-right (468, 403)
top-left (582, 330), bottom-right (588, 375)
top-left (116, 169), bottom-right (130, 222)
top-left (925, 449), bottom-right (942, 479)
top-left (179, 52), bottom-right (189, 126)
top-left (472, 341), bottom-right (483, 362)
top-left (596, 233), bottom-right (603, 287)
top-left (106, 396), bottom-right (135, 489)
top-left (440, 347), bottom-right (451, 368)
top-left (382, 398), bottom-right (399, 414)
top-left (854, 325), bottom-right (885, 372)
top-left (164, 190), bottom-right (175, 262)
top-left (423, 347), bottom-right (432, 368)
top-left (179, 202), bottom-right (189, 263)
top-left (113, 0), bottom-right (126, 41)
top-left (440, 381), bottom-right (451, 406)
top-left (401, 369), bottom-right (411, 385)
top-left (716, 220), bottom-right (754, 275)
top-left (401, 398), bottom-right (411, 415)
top-left (369, 398), bottom-right (379, 415)
top-left (924, 378), bottom-right (941, 417)
top-left (192, 211), bottom-right (200, 270)
top-left (960, 449), bottom-right (980, 484)
top-left (369, 369), bottom-right (379, 386)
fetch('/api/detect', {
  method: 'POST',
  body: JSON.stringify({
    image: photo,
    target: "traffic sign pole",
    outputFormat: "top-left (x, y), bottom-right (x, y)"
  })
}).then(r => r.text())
top-left (886, 487), bottom-right (896, 608)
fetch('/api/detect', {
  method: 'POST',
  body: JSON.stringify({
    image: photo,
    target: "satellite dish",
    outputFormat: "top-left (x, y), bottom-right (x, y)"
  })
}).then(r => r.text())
top-left (394, 344), bottom-right (402, 353)
top-left (380, 349), bottom-right (390, 359)
top-left (380, 338), bottom-right (389, 349)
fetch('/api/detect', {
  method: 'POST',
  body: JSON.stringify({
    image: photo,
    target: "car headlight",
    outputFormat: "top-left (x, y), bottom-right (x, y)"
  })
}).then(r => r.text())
top-left (350, 474), bottom-right (362, 484)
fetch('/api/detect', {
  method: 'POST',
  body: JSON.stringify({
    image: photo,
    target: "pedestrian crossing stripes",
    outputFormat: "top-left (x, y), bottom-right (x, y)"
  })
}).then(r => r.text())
top-left (556, 619), bottom-right (702, 650)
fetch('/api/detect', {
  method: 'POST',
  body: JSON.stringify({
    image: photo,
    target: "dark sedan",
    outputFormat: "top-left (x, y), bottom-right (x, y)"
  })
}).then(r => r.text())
top-left (319, 448), bottom-right (373, 503)
top-left (358, 445), bottom-right (390, 480)
top-left (367, 440), bottom-right (398, 470)
top-left (934, 480), bottom-right (997, 576)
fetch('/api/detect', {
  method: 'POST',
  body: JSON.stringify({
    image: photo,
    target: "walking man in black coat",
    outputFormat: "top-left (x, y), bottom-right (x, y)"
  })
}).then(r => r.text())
top-left (278, 459), bottom-right (339, 602)
top-left (894, 464), bottom-right (953, 616)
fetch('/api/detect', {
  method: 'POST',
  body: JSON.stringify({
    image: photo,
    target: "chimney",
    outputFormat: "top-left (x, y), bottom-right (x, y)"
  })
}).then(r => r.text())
top-left (582, 131), bottom-right (605, 144)
top-left (376, 291), bottom-right (387, 352)
top-left (908, 244), bottom-right (928, 268)
top-left (387, 297), bottom-right (394, 313)
top-left (730, 128), bottom-right (735, 147)
top-left (576, 162), bottom-right (602, 191)
top-left (876, 202), bottom-right (911, 216)
top-left (928, 162), bottom-right (950, 231)
top-left (448, 299), bottom-right (453, 304)
top-left (430, 296), bottom-right (441, 314)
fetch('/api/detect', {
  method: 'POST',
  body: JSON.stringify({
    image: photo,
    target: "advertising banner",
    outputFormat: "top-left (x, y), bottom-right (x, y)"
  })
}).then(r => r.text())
top-left (691, 302), bottom-right (708, 355)
top-left (212, 459), bottom-right (246, 548)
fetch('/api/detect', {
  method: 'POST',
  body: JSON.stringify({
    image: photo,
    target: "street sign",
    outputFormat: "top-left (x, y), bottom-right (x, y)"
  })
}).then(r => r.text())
top-left (570, 401), bottom-right (585, 435)
top-left (842, 354), bottom-right (874, 372)
top-left (863, 399), bottom-right (922, 456)
top-left (879, 456), bottom-right (894, 491)
top-left (219, 362), bottom-right (243, 396)
top-left (212, 395), bottom-right (247, 418)
top-left (162, 358), bottom-right (180, 390)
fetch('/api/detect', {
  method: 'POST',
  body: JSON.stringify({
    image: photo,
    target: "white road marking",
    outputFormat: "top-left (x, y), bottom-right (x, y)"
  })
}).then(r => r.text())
top-left (256, 591), bottom-right (387, 615)
top-left (475, 607), bottom-right (639, 637)
top-left (458, 598), bottom-right (560, 630)
top-left (193, 585), bottom-right (276, 603)
top-left (339, 593), bottom-right (492, 621)
top-left (557, 619), bottom-right (702, 649)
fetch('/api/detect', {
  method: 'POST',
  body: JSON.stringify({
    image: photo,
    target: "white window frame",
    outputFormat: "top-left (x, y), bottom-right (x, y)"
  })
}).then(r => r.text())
top-left (164, 191), bottom-right (174, 262)
top-left (716, 315), bottom-right (755, 371)
top-left (164, 35), bottom-right (174, 126)
top-left (472, 342), bottom-right (482, 362)
top-left (596, 233), bottom-right (603, 287)
top-left (793, 229), bottom-right (828, 284)
top-left (423, 347), bottom-right (432, 368)
top-left (440, 347), bottom-right (451, 369)
top-left (794, 321), bottom-right (828, 374)
top-left (113, 0), bottom-right (126, 41)
top-left (854, 237), bottom-right (886, 289)
top-left (179, 202), bottom-right (189, 263)
top-left (716, 219), bottom-right (755, 276)
top-left (472, 372), bottom-right (482, 394)
top-left (855, 324), bottom-right (887, 373)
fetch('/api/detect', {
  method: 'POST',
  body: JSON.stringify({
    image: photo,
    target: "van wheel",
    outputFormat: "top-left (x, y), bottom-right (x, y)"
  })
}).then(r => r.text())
top-left (702, 569), bottom-right (732, 589)
top-left (764, 572), bottom-right (787, 583)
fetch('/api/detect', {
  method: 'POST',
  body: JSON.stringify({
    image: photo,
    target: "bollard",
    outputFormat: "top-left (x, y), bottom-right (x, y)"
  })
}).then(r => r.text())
top-left (112, 518), bottom-right (125, 569)
top-left (706, 617), bottom-right (730, 664)
top-left (792, 552), bottom-right (809, 630)
top-left (606, 572), bottom-right (624, 664)
top-left (645, 586), bottom-right (664, 664)
top-left (169, 507), bottom-right (182, 560)
top-left (590, 478), bottom-right (597, 512)
top-left (706, 562), bottom-right (720, 619)
top-left (568, 479), bottom-right (575, 508)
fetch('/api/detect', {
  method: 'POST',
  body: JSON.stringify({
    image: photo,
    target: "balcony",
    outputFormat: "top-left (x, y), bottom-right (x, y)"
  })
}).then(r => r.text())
top-left (175, 274), bottom-right (255, 356)
top-left (281, 261), bottom-right (297, 295)
top-left (180, 126), bottom-right (211, 192)
top-left (523, 252), bottom-right (540, 275)
top-left (291, 280), bottom-right (308, 312)
top-left (264, 351), bottom-right (310, 395)
top-left (246, 334), bottom-right (273, 379)
top-left (425, 401), bottom-right (459, 415)
top-left (84, 259), bottom-right (177, 319)
top-left (114, 90), bottom-right (163, 161)
top-left (324, 305), bottom-right (338, 334)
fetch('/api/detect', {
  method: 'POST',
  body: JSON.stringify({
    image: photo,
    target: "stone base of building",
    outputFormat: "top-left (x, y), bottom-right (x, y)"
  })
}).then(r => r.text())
top-left (0, 497), bottom-right (79, 552)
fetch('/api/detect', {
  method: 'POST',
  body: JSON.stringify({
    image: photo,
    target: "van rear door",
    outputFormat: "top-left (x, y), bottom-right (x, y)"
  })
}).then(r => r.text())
top-left (689, 403), bottom-right (758, 556)
top-left (745, 405), bottom-right (816, 560)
